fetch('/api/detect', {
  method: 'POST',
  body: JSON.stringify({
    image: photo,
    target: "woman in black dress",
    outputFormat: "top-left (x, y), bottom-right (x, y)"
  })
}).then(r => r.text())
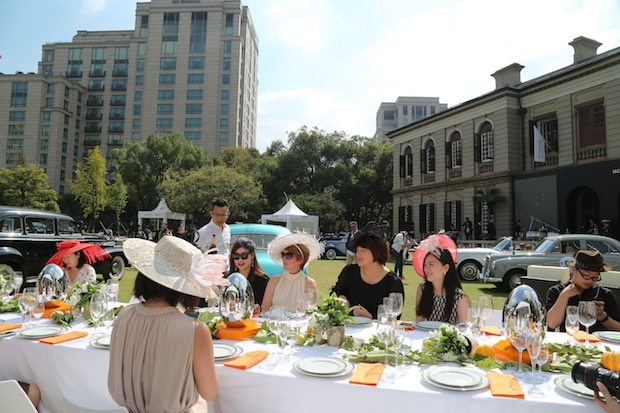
top-left (227, 237), bottom-right (270, 309)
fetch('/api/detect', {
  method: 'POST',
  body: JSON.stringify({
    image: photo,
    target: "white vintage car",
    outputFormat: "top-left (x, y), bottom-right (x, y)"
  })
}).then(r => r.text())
top-left (456, 237), bottom-right (518, 281)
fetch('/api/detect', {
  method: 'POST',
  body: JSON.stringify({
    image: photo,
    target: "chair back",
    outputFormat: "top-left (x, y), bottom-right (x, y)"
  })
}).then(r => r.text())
top-left (64, 398), bottom-right (129, 413)
top-left (0, 380), bottom-right (38, 413)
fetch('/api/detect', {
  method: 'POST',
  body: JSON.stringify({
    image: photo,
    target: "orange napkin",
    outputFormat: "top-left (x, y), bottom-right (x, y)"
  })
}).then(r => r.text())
top-left (492, 339), bottom-right (530, 365)
top-left (487, 371), bottom-right (525, 398)
top-left (481, 326), bottom-right (502, 336)
top-left (43, 302), bottom-right (72, 318)
top-left (349, 363), bottom-right (384, 386)
top-left (217, 319), bottom-right (261, 340)
top-left (0, 323), bottom-right (22, 333)
top-left (224, 350), bottom-right (269, 370)
top-left (39, 331), bottom-right (88, 345)
top-left (573, 330), bottom-right (600, 343)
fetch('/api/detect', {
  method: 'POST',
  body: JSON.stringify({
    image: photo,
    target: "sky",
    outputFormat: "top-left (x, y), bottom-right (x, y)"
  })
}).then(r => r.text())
top-left (2, 0), bottom-right (620, 151)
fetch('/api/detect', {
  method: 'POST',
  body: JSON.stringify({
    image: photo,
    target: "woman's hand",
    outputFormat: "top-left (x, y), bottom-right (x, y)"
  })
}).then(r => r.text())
top-left (595, 381), bottom-right (620, 413)
top-left (352, 306), bottom-right (372, 319)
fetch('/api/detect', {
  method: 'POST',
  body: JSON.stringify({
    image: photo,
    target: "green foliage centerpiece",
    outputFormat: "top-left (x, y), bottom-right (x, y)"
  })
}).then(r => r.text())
top-left (310, 293), bottom-right (354, 347)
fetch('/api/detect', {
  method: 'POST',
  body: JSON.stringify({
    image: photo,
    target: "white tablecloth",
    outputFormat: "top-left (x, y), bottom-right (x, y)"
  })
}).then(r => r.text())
top-left (0, 311), bottom-right (610, 413)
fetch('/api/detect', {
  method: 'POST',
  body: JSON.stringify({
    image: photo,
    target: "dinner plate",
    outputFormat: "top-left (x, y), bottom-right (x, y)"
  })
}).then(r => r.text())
top-left (16, 326), bottom-right (65, 339)
top-left (554, 376), bottom-right (594, 400)
top-left (422, 367), bottom-right (489, 391)
top-left (213, 343), bottom-right (243, 361)
top-left (348, 316), bottom-right (372, 326)
top-left (90, 335), bottom-right (111, 350)
top-left (414, 321), bottom-right (444, 331)
top-left (294, 357), bottom-right (354, 378)
top-left (593, 331), bottom-right (620, 344)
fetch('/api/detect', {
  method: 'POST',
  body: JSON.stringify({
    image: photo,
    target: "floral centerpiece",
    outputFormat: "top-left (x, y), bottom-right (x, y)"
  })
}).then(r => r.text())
top-left (66, 281), bottom-right (103, 319)
top-left (310, 293), bottom-right (354, 346)
top-left (415, 324), bottom-right (473, 364)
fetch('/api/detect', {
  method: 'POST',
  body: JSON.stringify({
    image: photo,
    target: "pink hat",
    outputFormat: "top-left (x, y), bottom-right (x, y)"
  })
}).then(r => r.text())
top-left (412, 234), bottom-right (458, 277)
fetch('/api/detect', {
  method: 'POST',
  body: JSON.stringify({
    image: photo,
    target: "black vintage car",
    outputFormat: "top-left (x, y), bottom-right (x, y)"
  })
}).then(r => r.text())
top-left (0, 206), bottom-right (128, 289)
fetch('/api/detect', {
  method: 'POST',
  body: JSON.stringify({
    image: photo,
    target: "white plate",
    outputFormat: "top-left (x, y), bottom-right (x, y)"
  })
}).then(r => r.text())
top-left (294, 358), bottom-right (354, 378)
top-left (349, 316), bottom-right (372, 326)
top-left (554, 376), bottom-right (594, 400)
top-left (415, 321), bottom-right (444, 331)
top-left (90, 335), bottom-right (111, 350)
top-left (16, 326), bottom-right (65, 339)
top-left (295, 357), bottom-right (348, 375)
top-left (213, 343), bottom-right (243, 361)
top-left (593, 331), bottom-right (620, 344)
top-left (422, 367), bottom-right (489, 392)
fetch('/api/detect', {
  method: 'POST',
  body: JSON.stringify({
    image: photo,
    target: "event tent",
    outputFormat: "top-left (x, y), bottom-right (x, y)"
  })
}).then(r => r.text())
top-left (260, 199), bottom-right (319, 234)
top-left (137, 198), bottom-right (186, 227)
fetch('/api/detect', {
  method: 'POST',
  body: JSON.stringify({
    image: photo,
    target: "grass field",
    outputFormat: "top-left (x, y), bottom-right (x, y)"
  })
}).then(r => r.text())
top-left (119, 258), bottom-right (509, 321)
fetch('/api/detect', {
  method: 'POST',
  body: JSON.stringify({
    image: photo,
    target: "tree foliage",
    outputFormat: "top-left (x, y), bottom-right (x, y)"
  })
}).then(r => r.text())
top-left (108, 176), bottom-right (128, 235)
top-left (0, 164), bottom-right (59, 211)
top-left (71, 147), bottom-right (108, 231)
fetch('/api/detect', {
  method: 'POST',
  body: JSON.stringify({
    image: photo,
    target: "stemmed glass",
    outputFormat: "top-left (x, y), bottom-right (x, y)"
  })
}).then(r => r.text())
top-left (388, 292), bottom-right (404, 320)
top-left (466, 307), bottom-right (480, 336)
top-left (13, 273), bottom-right (23, 294)
top-left (90, 293), bottom-right (107, 337)
top-left (304, 288), bottom-right (317, 312)
top-left (478, 295), bottom-right (494, 333)
top-left (31, 295), bottom-right (45, 326)
top-left (565, 305), bottom-right (579, 343)
top-left (507, 313), bottom-right (532, 373)
top-left (1, 272), bottom-right (14, 302)
top-left (105, 279), bottom-right (119, 303)
top-left (19, 288), bottom-right (37, 327)
top-left (376, 319), bottom-right (394, 368)
top-left (578, 301), bottom-right (597, 346)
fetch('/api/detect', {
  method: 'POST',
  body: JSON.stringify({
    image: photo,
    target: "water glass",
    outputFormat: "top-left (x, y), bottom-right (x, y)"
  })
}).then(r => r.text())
top-left (90, 293), bottom-right (107, 336)
top-left (105, 279), bottom-right (119, 303)
top-left (20, 287), bottom-right (37, 326)
top-left (32, 295), bottom-right (45, 326)
top-left (478, 295), bottom-right (494, 331)
top-left (507, 314), bottom-right (532, 372)
top-left (304, 288), bottom-right (317, 311)
top-left (388, 292), bottom-right (404, 318)
top-left (376, 321), bottom-right (394, 366)
top-left (466, 307), bottom-right (480, 336)
top-left (578, 301), bottom-right (597, 345)
top-left (565, 305), bottom-right (579, 341)
top-left (528, 333), bottom-right (543, 374)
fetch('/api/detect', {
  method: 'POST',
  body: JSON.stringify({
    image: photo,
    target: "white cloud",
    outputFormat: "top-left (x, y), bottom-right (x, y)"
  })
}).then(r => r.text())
top-left (79, 0), bottom-right (108, 14)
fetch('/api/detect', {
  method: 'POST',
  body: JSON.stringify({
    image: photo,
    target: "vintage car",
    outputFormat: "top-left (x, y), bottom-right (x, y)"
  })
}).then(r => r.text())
top-left (456, 236), bottom-right (517, 281)
top-left (321, 232), bottom-right (349, 260)
top-left (229, 223), bottom-right (291, 276)
top-left (0, 206), bottom-right (128, 289)
top-left (479, 234), bottom-right (620, 291)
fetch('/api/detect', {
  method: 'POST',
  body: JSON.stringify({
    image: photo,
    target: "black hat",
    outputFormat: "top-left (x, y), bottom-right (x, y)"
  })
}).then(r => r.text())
top-left (568, 250), bottom-right (611, 272)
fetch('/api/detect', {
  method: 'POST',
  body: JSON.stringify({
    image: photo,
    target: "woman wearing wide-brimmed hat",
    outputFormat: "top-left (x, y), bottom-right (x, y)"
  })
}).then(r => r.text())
top-left (46, 239), bottom-right (111, 285)
top-left (261, 232), bottom-right (322, 313)
top-left (547, 249), bottom-right (620, 333)
top-left (108, 236), bottom-right (227, 413)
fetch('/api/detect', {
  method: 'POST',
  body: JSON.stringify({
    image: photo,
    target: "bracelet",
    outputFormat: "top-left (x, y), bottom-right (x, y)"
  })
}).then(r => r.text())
top-left (599, 313), bottom-right (610, 323)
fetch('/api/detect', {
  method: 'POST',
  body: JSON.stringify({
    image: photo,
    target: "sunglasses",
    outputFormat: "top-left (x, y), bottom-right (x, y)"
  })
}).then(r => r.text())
top-left (231, 252), bottom-right (251, 260)
top-left (281, 252), bottom-right (297, 260)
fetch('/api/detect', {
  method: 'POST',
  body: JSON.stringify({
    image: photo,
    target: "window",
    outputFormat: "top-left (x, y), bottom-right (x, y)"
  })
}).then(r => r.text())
top-left (578, 101), bottom-right (606, 147)
top-left (68, 48), bottom-right (83, 60)
top-left (185, 118), bottom-right (202, 128)
top-left (8, 125), bottom-right (24, 135)
top-left (91, 47), bottom-right (106, 61)
top-left (185, 131), bottom-right (201, 141)
top-left (161, 41), bottom-right (178, 55)
top-left (443, 201), bottom-right (462, 232)
top-left (414, 105), bottom-right (426, 120)
top-left (40, 139), bottom-right (49, 150)
top-left (223, 41), bottom-right (232, 54)
top-left (6, 153), bottom-right (20, 165)
top-left (160, 57), bottom-right (177, 70)
top-left (533, 116), bottom-right (559, 159)
top-left (163, 12), bottom-right (180, 40)
top-left (383, 110), bottom-right (394, 120)
top-left (190, 12), bottom-right (208, 53)
top-left (430, 106), bottom-right (436, 115)
top-left (186, 103), bottom-right (202, 114)
top-left (421, 139), bottom-right (435, 173)
top-left (88, 80), bottom-right (105, 91)
top-left (188, 56), bottom-right (205, 70)
top-left (140, 15), bottom-right (149, 37)
top-left (156, 118), bottom-right (173, 129)
top-left (225, 13), bottom-right (235, 35)
top-left (187, 73), bottom-right (204, 84)
top-left (133, 105), bottom-right (142, 116)
top-left (43, 65), bottom-right (53, 76)
top-left (220, 104), bottom-right (229, 115)
top-left (133, 119), bottom-right (141, 129)
top-left (220, 118), bottom-right (229, 128)
top-left (10, 81), bottom-right (28, 107)
top-left (7, 139), bottom-right (23, 150)
top-left (402, 105), bottom-right (408, 115)
top-left (38, 154), bottom-right (48, 165)
top-left (109, 107), bottom-right (125, 119)
top-left (222, 74), bottom-right (230, 85)
top-left (159, 74), bottom-right (176, 84)
top-left (219, 131), bottom-right (228, 142)
top-left (186, 89), bottom-right (203, 100)
top-left (221, 90), bottom-right (229, 101)
top-left (136, 58), bottom-right (145, 71)
top-left (137, 43), bottom-right (146, 56)
top-left (134, 91), bottom-right (143, 101)
top-left (90, 62), bottom-right (106, 77)
top-left (113, 61), bottom-right (128, 76)
top-left (47, 83), bottom-right (55, 94)
top-left (158, 90), bottom-right (175, 100)
top-left (108, 121), bottom-right (124, 133)
top-left (449, 131), bottom-right (462, 168)
top-left (419, 203), bottom-right (435, 235)
top-left (399, 146), bottom-right (413, 179)
top-left (157, 104), bottom-right (174, 114)
top-left (9, 111), bottom-right (25, 122)
top-left (43, 50), bottom-right (55, 62)
top-left (479, 121), bottom-right (494, 162)
top-left (110, 95), bottom-right (126, 106)
top-left (46, 97), bottom-right (54, 108)
top-left (135, 75), bottom-right (144, 86)
top-left (222, 57), bottom-right (231, 70)
top-left (42, 112), bottom-right (51, 122)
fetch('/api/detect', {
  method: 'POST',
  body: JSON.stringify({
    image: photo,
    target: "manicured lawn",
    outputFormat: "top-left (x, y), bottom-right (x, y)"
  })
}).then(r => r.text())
top-left (119, 258), bottom-right (508, 321)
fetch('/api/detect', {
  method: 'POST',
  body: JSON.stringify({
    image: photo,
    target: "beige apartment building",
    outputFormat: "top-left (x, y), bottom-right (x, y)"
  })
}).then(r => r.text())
top-left (0, 0), bottom-right (257, 192)
top-left (375, 97), bottom-right (448, 144)
top-left (389, 36), bottom-right (620, 241)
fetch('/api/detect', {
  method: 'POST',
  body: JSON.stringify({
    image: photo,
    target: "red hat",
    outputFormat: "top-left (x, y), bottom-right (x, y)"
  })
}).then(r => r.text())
top-left (47, 239), bottom-right (111, 267)
top-left (413, 233), bottom-right (458, 277)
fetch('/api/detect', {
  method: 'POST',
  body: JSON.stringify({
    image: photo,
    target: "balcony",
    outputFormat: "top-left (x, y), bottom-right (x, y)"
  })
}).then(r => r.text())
top-left (89, 70), bottom-right (106, 77)
top-left (107, 139), bottom-right (123, 147)
top-left (110, 99), bottom-right (126, 106)
top-left (423, 174), bottom-right (435, 184)
top-left (108, 126), bottom-right (124, 133)
top-left (112, 70), bottom-right (128, 77)
top-left (84, 136), bottom-right (101, 146)
top-left (449, 169), bottom-right (462, 179)
top-left (86, 97), bottom-right (104, 106)
top-left (534, 154), bottom-right (559, 167)
top-left (65, 70), bottom-right (82, 78)
top-left (109, 113), bottom-right (125, 120)
top-left (478, 163), bottom-right (494, 174)
top-left (577, 144), bottom-right (607, 161)
top-left (85, 112), bottom-right (103, 120)
top-left (84, 125), bottom-right (102, 133)
top-left (111, 83), bottom-right (127, 91)
top-left (88, 84), bottom-right (105, 91)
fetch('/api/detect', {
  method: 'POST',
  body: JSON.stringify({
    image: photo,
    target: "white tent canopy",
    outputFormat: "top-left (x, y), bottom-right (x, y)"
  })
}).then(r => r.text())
top-left (138, 198), bottom-right (186, 227)
top-left (261, 199), bottom-right (319, 234)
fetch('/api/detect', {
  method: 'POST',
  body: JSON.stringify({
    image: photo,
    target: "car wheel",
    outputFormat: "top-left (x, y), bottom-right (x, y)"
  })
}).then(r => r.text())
top-left (457, 260), bottom-right (481, 281)
top-left (108, 255), bottom-right (126, 281)
top-left (504, 269), bottom-right (525, 291)
top-left (325, 248), bottom-right (338, 260)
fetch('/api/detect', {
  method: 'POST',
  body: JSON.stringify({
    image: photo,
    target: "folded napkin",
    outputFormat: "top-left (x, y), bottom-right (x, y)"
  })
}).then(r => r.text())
top-left (487, 371), bottom-right (525, 398)
top-left (492, 339), bottom-right (530, 365)
top-left (43, 302), bottom-right (72, 319)
top-left (217, 319), bottom-right (261, 341)
top-left (224, 350), bottom-right (269, 370)
top-left (573, 330), bottom-right (600, 343)
top-left (0, 323), bottom-right (22, 333)
top-left (349, 363), bottom-right (384, 386)
top-left (39, 331), bottom-right (88, 345)
top-left (481, 326), bottom-right (502, 336)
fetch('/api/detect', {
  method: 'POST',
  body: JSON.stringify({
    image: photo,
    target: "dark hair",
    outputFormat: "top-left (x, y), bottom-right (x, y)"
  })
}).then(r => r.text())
top-left (228, 237), bottom-right (267, 277)
top-left (212, 199), bottom-right (228, 208)
top-left (283, 243), bottom-right (310, 268)
top-left (62, 251), bottom-right (88, 269)
top-left (133, 272), bottom-right (199, 308)
top-left (355, 232), bottom-right (389, 264)
top-left (416, 249), bottom-right (463, 321)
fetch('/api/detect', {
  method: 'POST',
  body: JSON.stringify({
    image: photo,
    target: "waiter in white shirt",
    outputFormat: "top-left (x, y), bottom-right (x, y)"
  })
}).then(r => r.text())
top-left (194, 199), bottom-right (231, 255)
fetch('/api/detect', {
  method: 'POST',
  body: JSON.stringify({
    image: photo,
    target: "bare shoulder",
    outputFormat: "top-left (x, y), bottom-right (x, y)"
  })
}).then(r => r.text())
top-left (304, 276), bottom-right (317, 289)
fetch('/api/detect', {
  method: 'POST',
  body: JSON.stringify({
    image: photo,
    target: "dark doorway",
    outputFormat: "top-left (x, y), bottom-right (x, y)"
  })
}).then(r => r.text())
top-left (566, 186), bottom-right (599, 233)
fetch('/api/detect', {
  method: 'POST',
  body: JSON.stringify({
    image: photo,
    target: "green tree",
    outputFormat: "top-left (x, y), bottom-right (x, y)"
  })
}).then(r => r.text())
top-left (71, 147), bottom-right (108, 231)
top-left (294, 187), bottom-right (346, 233)
top-left (0, 164), bottom-right (59, 211)
top-left (108, 176), bottom-right (128, 236)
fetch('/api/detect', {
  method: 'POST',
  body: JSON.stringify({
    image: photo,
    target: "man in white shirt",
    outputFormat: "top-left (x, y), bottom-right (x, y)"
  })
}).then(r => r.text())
top-left (194, 199), bottom-right (231, 255)
top-left (391, 231), bottom-right (412, 279)
top-left (345, 221), bottom-right (360, 265)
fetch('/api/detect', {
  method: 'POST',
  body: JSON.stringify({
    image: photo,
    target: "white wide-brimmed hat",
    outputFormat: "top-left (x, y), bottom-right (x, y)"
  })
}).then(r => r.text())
top-left (123, 236), bottom-right (229, 298)
top-left (267, 232), bottom-right (324, 265)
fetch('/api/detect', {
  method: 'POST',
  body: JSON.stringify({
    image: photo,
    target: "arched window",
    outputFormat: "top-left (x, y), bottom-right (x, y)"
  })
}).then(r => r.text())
top-left (422, 139), bottom-right (435, 173)
top-left (478, 121), bottom-right (494, 162)
top-left (448, 131), bottom-right (462, 168)
top-left (404, 146), bottom-right (413, 177)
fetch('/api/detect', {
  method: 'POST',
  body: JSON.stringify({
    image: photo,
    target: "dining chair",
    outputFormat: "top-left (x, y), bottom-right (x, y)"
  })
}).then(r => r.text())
top-left (63, 398), bottom-right (129, 413)
top-left (0, 380), bottom-right (38, 413)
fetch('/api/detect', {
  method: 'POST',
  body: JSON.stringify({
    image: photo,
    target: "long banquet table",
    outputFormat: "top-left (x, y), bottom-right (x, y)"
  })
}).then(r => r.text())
top-left (0, 309), bottom-right (612, 413)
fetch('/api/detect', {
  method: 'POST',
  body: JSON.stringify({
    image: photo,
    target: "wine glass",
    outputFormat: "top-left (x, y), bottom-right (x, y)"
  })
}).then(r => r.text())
top-left (388, 292), bottom-right (404, 319)
top-left (1, 272), bottom-right (13, 302)
top-left (528, 332), bottom-right (543, 375)
top-left (478, 295), bottom-right (494, 333)
top-left (507, 313), bottom-right (532, 373)
top-left (12, 273), bottom-right (23, 294)
top-left (304, 288), bottom-right (317, 311)
top-left (31, 295), bottom-right (45, 326)
top-left (376, 320), bottom-right (394, 368)
top-left (383, 296), bottom-right (395, 321)
top-left (565, 305), bottom-right (579, 342)
top-left (90, 293), bottom-right (107, 336)
top-left (105, 279), bottom-right (119, 303)
top-left (578, 301), bottom-right (597, 346)
top-left (19, 288), bottom-right (37, 327)
top-left (466, 307), bottom-right (480, 336)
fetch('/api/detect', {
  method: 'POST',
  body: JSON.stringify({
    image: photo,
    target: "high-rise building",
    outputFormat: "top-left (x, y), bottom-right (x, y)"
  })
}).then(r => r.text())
top-left (0, 0), bottom-right (258, 192)
top-left (375, 97), bottom-right (447, 144)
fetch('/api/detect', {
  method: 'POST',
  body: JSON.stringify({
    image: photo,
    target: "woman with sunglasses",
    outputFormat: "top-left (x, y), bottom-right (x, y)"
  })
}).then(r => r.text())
top-left (261, 233), bottom-right (322, 313)
top-left (227, 237), bottom-right (270, 308)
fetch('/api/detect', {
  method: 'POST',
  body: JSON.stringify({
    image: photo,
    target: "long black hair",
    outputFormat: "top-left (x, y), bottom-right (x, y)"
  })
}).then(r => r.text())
top-left (416, 248), bottom-right (463, 321)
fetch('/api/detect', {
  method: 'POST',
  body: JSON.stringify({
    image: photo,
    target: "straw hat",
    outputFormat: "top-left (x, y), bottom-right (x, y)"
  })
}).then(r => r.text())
top-left (123, 236), bottom-right (229, 298)
top-left (412, 233), bottom-right (458, 277)
top-left (567, 249), bottom-right (611, 273)
top-left (47, 239), bottom-right (111, 267)
top-left (267, 232), bottom-right (323, 265)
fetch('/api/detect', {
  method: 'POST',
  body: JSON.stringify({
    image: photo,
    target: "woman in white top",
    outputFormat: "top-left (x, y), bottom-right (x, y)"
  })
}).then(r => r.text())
top-left (46, 239), bottom-right (110, 285)
top-left (261, 233), bottom-right (323, 313)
